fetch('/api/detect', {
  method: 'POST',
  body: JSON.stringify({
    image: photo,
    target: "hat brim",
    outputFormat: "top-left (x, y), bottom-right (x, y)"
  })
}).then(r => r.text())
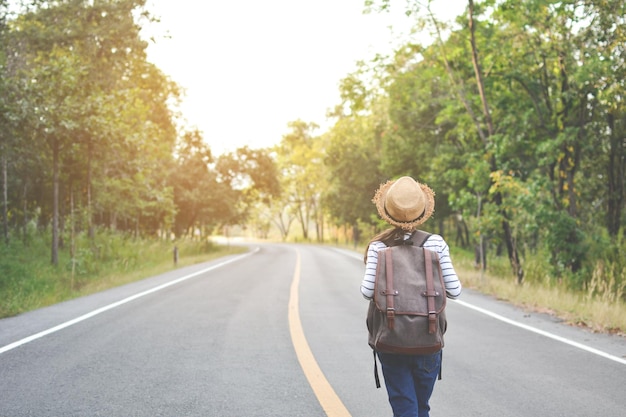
top-left (372, 179), bottom-right (435, 230)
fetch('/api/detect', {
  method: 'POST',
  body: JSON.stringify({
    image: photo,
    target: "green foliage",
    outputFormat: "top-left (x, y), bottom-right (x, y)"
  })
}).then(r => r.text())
top-left (540, 209), bottom-right (587, 281)
top-left (0, 1), bottom-right (201, 255)
top-left (336, 0), bottom-right (625, 301)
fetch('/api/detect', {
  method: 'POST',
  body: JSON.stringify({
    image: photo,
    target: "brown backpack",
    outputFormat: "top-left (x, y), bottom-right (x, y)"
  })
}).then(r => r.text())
top-left (366, 231), bottom-right (447, 386)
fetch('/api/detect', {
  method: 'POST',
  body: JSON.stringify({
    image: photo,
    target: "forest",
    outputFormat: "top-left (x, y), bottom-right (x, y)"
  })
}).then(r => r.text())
top-left (0, 0), bottom-right (624, 305)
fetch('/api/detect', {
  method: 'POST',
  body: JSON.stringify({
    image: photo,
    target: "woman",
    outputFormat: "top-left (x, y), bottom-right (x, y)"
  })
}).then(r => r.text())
top-left (360, 176), bottom-right (462, 417)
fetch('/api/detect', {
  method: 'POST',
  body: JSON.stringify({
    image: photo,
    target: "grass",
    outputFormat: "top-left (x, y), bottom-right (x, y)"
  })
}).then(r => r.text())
top-left (452, 250), bottom-right (626, 336)
top-left (0, 232), bottom-right (246, 318)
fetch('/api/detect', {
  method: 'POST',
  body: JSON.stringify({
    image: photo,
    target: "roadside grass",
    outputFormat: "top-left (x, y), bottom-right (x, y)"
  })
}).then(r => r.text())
top-left (0, 234), bottom-right (246, 319)
top-left (452, 249), bottom-right (626, 336)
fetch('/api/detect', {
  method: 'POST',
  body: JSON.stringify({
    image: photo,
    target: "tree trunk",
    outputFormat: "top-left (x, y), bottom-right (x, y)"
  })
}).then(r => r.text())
top-left (22, 182), bottom-right (28, 243)
top-left (296, 202), bottom-right (308, 240)
top-left (58, 184), bottom-right (65, 250)
top-left (352, 223), bottom-right (360, 249)
top-left (70, 186), bottom-right (76, 288)
top-left (2, 152), bottom-right (8, 245)
top-left (51, 141), bottom-right (59, 266)
top-left (87, 137), bottom-right (94, 239)
top-left (607, 113), bottom-right (624, 238)
top-left (316, 210), bottom-right (324, 243)
top-left (468, 0), bottom-right (524, 283)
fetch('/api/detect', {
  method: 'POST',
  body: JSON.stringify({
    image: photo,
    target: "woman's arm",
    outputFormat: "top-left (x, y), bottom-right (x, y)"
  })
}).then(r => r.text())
top-left (360, 241), bottom-right (385, 299)
top-left (423, 234), bottom-right (462, 299)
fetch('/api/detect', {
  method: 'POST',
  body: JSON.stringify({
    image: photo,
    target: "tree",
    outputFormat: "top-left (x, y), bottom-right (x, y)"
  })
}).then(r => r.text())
top-left (275, 120), bottom-right (324, 241)
top-left (214, 146), bottom-right (281, 234)
top-left (19, 46), bottom-right (90, 264)
top-left (464, 0), bottom-right (523, 282)
top-left (3, 0), bottom-right (179, 262)
top-left (324, 111), bottom-right (385, 245)
top-left (0, 0), bottom-right (12, 244)
top-left (170, 129), bottom-right (213, 237)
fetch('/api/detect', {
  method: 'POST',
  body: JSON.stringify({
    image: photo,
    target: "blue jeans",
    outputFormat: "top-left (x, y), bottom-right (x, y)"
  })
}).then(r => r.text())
top-left (377, 351), bottom-right (442, 417)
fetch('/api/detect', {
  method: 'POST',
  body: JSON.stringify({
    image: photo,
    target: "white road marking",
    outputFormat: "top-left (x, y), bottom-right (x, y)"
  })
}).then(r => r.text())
top-left (453, 299), bottom-right (626, 365)
top-left (0, 249), bottom-right (258, 355)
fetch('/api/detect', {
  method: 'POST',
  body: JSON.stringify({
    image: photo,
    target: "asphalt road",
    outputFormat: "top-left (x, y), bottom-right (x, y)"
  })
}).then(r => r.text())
top-left (1, 242), bottom-right (625, 417)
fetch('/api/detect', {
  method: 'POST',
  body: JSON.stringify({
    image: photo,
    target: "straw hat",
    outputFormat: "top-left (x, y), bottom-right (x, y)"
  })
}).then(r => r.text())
top-left (372, 176), bottom-right (435, 230)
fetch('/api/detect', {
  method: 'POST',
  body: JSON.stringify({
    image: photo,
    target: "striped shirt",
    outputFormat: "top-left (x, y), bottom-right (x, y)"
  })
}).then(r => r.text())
top-left (360, 233), bottom-right (462, 300)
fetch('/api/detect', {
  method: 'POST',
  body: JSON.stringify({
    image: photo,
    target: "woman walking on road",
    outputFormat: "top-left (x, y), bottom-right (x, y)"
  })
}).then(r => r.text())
top-left (361, 176), bottom-right (462, 417)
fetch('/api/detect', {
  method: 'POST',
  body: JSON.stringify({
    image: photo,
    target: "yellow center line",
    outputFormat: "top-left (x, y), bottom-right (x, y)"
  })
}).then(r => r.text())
top-left (288, 249), bottom-right (352, 417)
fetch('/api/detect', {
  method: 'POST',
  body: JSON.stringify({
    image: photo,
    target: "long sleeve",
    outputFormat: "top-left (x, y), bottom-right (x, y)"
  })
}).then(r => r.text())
top-left (360, 241), bottom-right (387, 300)
top-left (422, 234), bottom-right (462, 299)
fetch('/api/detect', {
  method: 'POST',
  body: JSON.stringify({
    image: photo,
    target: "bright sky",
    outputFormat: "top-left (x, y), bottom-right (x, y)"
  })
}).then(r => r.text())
top-left (143, 0), bottom-right (463, 156)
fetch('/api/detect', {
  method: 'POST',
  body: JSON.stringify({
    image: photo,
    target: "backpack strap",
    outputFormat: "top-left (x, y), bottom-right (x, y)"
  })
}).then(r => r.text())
top-left (413, 229), bottom-right (432, 247)
top-left (373, 247), bottom-right (399, 386)
top-left (384, 249), bottom-right (396, 330)
top-left (373, 351), bottom-right (381, 388)
top-left (423, 248), bottom-right (438, 334)
top-left (439, 351), bottom-right (443, 380)
top-left (415, 228), bottom-right (437, 333)
top-left (415, 229), bottom-right (444, 378)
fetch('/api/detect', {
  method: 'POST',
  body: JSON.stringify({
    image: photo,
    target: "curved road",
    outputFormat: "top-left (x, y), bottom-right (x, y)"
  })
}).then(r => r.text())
top-left (1, 243), bottom-right (625, 416)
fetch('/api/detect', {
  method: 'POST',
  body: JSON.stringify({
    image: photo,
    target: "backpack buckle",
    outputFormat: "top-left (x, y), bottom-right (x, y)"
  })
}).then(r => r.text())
top-left (422, 291), bottom-right (439, 297)
top-left (386, 308), bottom-right (396, 329)
top-left (428, 311), bottom-right (437, 334)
